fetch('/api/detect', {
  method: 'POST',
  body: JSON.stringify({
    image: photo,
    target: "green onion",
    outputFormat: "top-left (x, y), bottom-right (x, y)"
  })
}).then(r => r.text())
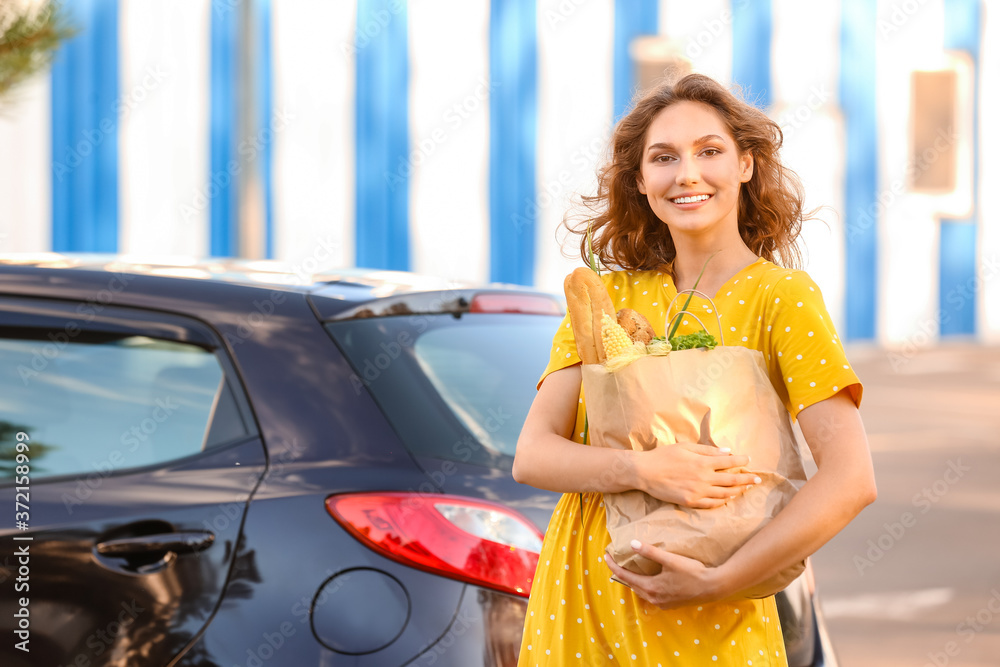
top-left (587, 220), bottom-right (600, 275)
top-left (667, 251), bottom-right (719, 340)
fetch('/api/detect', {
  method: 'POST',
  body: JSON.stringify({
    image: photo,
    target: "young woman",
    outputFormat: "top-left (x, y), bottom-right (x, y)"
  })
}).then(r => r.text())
top-left (512, 74), bottom-right (877, 665)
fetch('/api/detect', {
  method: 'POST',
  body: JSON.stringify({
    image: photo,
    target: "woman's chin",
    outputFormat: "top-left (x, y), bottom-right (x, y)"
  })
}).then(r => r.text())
top-left (659, 218), bottom-right (722, 237)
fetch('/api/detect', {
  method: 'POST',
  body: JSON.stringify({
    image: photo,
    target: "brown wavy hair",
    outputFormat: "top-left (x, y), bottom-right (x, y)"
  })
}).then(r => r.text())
top-left (570, 73), bottom-right (806, 274)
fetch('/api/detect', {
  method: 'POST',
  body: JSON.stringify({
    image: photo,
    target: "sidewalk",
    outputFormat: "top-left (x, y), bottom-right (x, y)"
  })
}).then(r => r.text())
top-left (847, 342), bottom-right (1000, 453)
top-left (809, 343), bottom-right (1000, 667)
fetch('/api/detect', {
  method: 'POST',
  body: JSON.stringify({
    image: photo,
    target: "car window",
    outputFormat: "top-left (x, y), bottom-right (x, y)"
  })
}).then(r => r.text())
top-left (325, 313), bottom-right (560, 468)
top-left (412, 326), bottom-right (539, 456)
top-left (0, 332), bottom-right (249, 481)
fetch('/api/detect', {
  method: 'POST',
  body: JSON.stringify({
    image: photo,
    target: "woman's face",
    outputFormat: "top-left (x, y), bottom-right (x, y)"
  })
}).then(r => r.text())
top-left (636, 100), bottom-right (753, 240)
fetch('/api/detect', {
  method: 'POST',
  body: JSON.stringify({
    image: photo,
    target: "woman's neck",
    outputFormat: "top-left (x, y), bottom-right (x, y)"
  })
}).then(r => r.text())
top-left (671, 245), bottom-right (759, 295)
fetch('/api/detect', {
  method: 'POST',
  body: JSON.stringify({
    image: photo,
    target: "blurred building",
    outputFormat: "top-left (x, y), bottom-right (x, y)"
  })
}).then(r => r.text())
top-left (0, 0), bottom-right (996, 347)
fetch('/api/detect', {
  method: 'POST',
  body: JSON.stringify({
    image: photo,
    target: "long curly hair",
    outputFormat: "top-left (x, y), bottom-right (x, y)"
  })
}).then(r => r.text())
top-left (571, 73), bottom-right (806, 274)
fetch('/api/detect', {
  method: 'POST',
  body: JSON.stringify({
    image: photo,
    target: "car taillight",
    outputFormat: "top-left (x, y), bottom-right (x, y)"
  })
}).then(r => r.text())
top-left (326, 492), bottom-right (544, 598)
top-left (469, 293), bottom-right (562, 315)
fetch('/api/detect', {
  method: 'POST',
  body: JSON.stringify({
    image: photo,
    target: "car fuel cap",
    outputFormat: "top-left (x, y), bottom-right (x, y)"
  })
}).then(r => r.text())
top-left (311, 568), bottom-right (410, 654)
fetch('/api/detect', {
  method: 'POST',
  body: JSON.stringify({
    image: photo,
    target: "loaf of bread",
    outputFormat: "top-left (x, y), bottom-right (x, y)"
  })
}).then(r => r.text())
top-left (564, 269), bottom-right (662, 363)
top-left (563, 268), bottom-right (615, 364)
top-left (616, 308), bottom-right (656, 344)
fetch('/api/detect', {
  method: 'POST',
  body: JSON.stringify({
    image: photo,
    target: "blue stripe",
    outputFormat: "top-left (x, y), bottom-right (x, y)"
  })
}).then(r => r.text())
top-left (939, 0), bottom-right (980, 336)
top-left (612, 0), bottom-right (658, 121)
top-left (50, 0), bottom-right (119, 252)
top-left (943, 0), bottom-right (981, 57)
top-left (256, 0), bottom-right (275, 259)
top-left (355, 0), bottom-right (410, 271)
top-left (939, 222), bottom-right (977, 335)
top-left (840, 0), bottom-right (878, 341)
top-left (209, 1), bottom-right (239, 257)
top-left (731, 0), bottom-right (772, 108)
top-left (489, 0), bottom-right (537, 285)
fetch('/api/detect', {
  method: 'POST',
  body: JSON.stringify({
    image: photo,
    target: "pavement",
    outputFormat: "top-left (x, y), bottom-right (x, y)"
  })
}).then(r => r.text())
top-left (804, 343), bottom-right (1000, 667)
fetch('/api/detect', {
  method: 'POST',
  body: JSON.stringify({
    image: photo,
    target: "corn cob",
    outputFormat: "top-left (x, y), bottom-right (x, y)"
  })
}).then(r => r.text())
top-left (601, 313), bottom-right (634, 360)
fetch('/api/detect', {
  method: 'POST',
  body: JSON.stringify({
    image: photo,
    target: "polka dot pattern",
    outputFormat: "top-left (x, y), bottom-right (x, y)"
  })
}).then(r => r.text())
top-left (518, 491), bottom-right (789, 665)
top-left (540, 259), bottom-right (863, 421)
top-left (526, 258), bottom-right (849, 663)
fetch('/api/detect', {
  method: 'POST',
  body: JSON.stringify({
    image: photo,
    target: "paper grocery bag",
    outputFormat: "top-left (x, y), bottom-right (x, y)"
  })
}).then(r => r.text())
top-left (582, 346), bottom-right (808, 599)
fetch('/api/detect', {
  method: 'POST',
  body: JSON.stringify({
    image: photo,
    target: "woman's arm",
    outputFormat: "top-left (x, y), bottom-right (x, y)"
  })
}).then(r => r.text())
top-left (512, 365), bottom-right (762, 508)
top-left (713, 390), bottom-right (877, 591)
top-left (604, 389), bottom-right (877, 606)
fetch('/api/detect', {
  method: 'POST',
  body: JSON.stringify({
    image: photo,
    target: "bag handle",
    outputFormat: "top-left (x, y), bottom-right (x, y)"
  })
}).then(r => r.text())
top-left (665, 289), bottom-right (726, 346)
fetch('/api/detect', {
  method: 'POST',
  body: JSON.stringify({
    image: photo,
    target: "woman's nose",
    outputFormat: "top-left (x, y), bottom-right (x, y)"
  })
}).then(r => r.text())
top-left (674, 155), bottom-right (700, 184)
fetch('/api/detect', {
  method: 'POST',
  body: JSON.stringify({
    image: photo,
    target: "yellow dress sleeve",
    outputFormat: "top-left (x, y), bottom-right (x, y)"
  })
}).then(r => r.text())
top-left (536, 311), bottom-right (580, 390)
top-left (765, 271), bottom-right (863, 420)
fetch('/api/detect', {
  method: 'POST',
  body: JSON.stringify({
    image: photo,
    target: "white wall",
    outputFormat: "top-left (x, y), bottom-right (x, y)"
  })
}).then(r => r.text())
top-left (0, 73), bottom-right (50, 254)
top-left (876, 0), bottom-right (948, 347)
top-left (119, 0), bottom-right (210, 257)
top-left (271, 0), bottom-right (356, 273)
top-left (771, 0), bottom-right (847, 335)
top-left (408, 0), bottom-right (491, 283)
top-left (659, 0), bottom-right (732, 85)
top-left (534, 0), bottom-right (615, 296)
top-left (980, 1), bottom-right (1000, 343)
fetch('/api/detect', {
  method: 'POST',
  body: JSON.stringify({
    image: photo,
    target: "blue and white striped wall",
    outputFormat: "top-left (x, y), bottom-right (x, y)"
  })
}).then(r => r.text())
top-left (0, 0), bottom-right (996, 346)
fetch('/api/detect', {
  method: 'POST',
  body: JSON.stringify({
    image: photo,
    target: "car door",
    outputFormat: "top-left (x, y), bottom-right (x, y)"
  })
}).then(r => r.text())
top-left (0, 296), bottom-right (267, 667)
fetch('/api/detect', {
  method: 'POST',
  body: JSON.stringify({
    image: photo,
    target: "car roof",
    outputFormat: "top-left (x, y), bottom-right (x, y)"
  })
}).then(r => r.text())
top-left (0, 253), bottom-right (473, 294)
top-left (0, 253), bottom-right (563, 320)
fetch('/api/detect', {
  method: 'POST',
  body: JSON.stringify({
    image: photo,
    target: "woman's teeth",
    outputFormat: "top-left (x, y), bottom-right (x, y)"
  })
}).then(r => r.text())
top-left (672, 195), bottom-right (710, 204)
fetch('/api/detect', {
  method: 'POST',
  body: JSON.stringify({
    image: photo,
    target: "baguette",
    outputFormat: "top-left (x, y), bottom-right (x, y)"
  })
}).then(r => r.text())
top-left (563, 268), bottom-right (615, 364)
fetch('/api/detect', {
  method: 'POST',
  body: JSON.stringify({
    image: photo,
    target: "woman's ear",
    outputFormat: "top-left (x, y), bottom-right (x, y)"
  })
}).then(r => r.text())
top-left (740, 152), bottom-right (754, 183)
top-left (637, 173), bottom-right (647, 195)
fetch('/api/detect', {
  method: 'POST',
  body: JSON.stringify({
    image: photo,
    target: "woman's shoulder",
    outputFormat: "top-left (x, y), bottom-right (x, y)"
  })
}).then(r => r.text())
top-left (757, 261), bottom-right (824, 299)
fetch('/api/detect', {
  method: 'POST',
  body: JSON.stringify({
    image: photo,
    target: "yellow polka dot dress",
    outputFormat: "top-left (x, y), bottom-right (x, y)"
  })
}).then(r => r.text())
top-left (518, 258), bottom-right (862, 666)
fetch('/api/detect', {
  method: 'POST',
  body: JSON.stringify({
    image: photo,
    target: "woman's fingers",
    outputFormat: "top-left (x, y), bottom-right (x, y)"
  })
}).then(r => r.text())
top-left (637, 444), bottom-right (761, 507)
top-left (688, 472), bottom-right (763, 505)
top-left (628, 539), bottom-right (675, 567)
top-left (686, 444), bottom-right (751, 470)
top-left (700, 484), bottom-right (746, 501)
top-left (603, 541), bottom-right (715, 609)
top-left (688, 496), bottom-right (730, 509)
top-left (688, 443), bottom-right (733, 456)
top-left (712, 454), bottom-right (751, 470)
top-left (714, 472), bottom-right (762, 488)
top-left (602, 542), bottom-right (671, 601)
top-left (603, 551), bottom-right (643, 591)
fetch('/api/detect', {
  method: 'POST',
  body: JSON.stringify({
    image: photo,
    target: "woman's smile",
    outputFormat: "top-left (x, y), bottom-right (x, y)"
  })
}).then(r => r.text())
top-left (669, 193), bottom-right (713, 207)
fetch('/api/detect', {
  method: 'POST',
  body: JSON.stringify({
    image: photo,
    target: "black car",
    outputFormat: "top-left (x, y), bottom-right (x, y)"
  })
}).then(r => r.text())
top-left (0, 255), bottom-right (837, 666)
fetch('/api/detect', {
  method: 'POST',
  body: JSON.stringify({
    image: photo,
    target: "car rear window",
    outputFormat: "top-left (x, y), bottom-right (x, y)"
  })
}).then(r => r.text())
top-left (325, 313), bottom-right (561, 468)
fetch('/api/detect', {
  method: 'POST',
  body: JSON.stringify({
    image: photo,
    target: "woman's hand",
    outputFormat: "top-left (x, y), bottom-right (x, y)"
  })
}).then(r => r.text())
top-left (602, 540), bottom-right (728, 609)
top-left (514, 365), bottom-right (761, 504)
top-left (634, 443), bottom-right (761, 508)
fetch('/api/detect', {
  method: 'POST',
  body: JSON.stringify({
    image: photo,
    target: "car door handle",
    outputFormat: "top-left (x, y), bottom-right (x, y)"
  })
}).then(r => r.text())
top-left (95, 531), bottom-right (215, 557)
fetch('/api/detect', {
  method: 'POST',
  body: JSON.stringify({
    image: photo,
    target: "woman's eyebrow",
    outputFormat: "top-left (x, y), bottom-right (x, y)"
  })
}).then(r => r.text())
top-left (646, 134), bottom-right (727, 152)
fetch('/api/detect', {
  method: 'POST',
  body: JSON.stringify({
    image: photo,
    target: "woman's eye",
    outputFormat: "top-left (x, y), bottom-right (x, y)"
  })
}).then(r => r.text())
top-left (653, 154), bottom-right (675, 163)
top-left (702, 148), bottom-right (721, 156)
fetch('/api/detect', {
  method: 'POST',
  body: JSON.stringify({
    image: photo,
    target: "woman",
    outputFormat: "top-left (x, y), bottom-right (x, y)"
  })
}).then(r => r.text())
top-left (512, 74), bottom-right (877, 665)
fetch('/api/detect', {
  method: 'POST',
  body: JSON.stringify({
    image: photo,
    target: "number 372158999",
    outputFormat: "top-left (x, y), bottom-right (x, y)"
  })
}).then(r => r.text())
top-left (14, 431), bottom-right (30, 529)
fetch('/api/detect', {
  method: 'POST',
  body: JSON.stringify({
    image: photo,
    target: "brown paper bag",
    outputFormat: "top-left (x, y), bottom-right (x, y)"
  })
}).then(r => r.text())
top-left (582, 345), bottom-right (807, 598)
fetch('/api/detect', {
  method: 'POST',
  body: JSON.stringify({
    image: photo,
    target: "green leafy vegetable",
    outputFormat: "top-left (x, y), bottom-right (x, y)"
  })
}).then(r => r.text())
top-left (669, 331), bottom-right (718, 350)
